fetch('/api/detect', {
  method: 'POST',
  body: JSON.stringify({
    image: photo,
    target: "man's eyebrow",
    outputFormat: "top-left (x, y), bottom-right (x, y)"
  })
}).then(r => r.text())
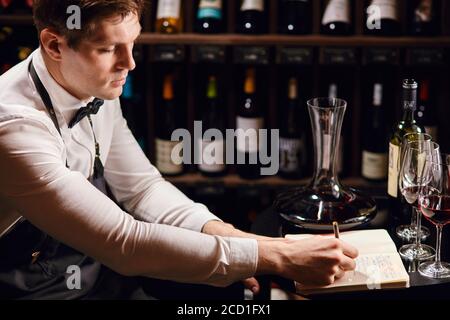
top-left (92, 26), bottom-right (142, 46)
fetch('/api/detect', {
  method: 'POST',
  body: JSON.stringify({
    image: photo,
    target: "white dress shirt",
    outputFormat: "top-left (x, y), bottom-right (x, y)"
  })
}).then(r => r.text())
top-left (0, 48), bottom-right (258, 287)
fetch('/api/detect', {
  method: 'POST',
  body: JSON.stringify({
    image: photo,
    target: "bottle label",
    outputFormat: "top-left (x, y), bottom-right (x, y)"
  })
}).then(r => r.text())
top-left (370, 0), bottom-right (399, 21)
top-left (373, 83), bottom-right (383, 106)
top-left (236, 116), bottom-right (264, 153)
top-left (155, 138), bottom-right (183, 175)
top-left (322, 0), bottom-right (351, 26)
top-left (388, 142), bottom-right (400, 197)
top-left (415, 0), bottom-right (433, 23)
top-left (157, 0), bottom-right (181, 19)
top-left (362, 151), bottom-right (388, 180)
top-left (198, 0), bottom-right (222, 19)
top-left (279, 137), bottom-right (305, 173)
top-left (425, 126), bottom-right (438, 141)
top-left (197, 138), bottom-right (226, 173)
top-left (241, 0), bottom-right (264, 12)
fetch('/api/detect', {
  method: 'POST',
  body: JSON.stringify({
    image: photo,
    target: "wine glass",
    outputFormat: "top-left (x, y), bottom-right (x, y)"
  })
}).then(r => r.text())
top-left (418, 153), bottom-right (450, 279)
top-left (396, 133), bottom-right (433, 242)
top-left (397, 140), bottom-right (439, 260)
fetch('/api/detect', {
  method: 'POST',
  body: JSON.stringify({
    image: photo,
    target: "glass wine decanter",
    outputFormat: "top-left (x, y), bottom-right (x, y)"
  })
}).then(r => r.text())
top-left (274, 98), bottom-right (377, 231)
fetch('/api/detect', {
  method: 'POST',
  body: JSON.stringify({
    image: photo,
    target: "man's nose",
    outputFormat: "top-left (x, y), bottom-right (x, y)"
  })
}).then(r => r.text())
top-left (119, 46), bottom-right (136, 71)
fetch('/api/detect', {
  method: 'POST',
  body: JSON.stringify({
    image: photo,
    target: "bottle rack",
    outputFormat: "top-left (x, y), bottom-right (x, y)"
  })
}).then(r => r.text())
top-left (1, 0), bottom-right (450, 193)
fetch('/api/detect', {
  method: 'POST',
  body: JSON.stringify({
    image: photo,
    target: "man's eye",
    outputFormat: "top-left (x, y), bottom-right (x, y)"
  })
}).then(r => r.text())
top-left (100, 48), bottom-right (115, 53)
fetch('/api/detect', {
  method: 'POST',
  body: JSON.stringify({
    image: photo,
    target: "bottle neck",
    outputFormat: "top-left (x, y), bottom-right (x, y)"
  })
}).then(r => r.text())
top-left (401, 83), bottom-right (418, 124)
top-left (402, 105), bottom-right (416, 124)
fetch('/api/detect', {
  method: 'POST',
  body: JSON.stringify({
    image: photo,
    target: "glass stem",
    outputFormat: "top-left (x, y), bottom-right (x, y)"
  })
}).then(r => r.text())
top-left (435, 224), bottom-right (443, 266)
top-left (414, 207), bottom-right (422, 246)
top-left (410, 206), bottom-right (418, 228)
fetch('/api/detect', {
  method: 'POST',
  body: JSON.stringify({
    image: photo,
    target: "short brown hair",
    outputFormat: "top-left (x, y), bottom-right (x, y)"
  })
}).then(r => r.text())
top-left (33, 0), bottom-right (146, 48)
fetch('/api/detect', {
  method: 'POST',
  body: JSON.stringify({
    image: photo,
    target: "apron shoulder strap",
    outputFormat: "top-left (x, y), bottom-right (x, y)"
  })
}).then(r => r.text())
top-left (29, 60), bottom-right (63, 137)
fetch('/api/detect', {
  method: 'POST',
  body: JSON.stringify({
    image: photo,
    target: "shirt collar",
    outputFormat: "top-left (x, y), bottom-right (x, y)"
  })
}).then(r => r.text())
top-left (31, 48), bottom-right (95, 128)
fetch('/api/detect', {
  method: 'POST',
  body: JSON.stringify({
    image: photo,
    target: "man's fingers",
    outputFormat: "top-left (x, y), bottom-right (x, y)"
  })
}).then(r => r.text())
top-left (341, 241), bottom-right (359, 259)
top-left (335, 267), bottom-right (346, 280)
top-left (339, 255), bottom-right (357, 271)
top-left (242, 277), bottom-right (260, 295)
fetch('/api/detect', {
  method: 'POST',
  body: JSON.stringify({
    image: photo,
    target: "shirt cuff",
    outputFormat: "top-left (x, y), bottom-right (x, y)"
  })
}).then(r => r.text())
top-left (224, 237), bottom-right (258, 286)
top-left (209, 237), bottom-right (258, 287)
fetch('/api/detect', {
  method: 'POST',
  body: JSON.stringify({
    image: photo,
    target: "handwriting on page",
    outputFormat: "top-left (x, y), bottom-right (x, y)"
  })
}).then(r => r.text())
top-left (341, 254), bottom-right (404, 290)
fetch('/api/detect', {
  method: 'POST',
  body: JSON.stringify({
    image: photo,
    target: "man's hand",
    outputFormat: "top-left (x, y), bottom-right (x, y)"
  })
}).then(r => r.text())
top-left (201, 220), bottom-right (358, 290)
top-left (257, 236), bottom-right (359, 287)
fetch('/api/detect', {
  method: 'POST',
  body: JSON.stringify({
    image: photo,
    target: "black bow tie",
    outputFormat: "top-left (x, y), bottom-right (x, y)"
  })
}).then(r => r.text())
top-left (68, 98), bottom-right (104, 129)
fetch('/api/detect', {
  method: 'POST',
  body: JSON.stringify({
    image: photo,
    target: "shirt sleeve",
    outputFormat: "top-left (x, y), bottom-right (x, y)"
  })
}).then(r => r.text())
top-left (104, 100), bottom-right (219, 233)
top-left (0, 116), bottom-right (258, 287)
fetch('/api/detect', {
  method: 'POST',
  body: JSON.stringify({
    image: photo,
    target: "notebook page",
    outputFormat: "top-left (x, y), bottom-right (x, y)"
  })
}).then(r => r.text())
top-left (286, 229), bottom-right (398, 255)
top-left (287, 229), bottom-right (410, 293)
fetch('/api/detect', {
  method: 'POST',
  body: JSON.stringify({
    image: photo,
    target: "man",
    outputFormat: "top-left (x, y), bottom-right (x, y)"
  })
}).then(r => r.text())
top-left (0, 0), bottom-right (358, 299)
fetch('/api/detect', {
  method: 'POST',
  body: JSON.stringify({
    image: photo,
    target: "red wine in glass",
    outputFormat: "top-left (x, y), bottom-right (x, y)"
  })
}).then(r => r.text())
top-left (420, 195), bottom-right (450, 226)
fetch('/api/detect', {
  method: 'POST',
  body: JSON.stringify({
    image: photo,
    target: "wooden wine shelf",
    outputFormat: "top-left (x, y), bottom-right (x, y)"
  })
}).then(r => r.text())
top-left (137, 33), bottom-right (450, 47)
top-left (0, 15), bottom-right (34, 25)
top-left (1, 14), bottom-right (448, 47)
top-left (165, 173), bottom-right (387, 191)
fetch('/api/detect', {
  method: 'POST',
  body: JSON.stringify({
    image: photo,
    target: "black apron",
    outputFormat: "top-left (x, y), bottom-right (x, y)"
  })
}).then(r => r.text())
top-left (0, 61), bottom-right (152, 300)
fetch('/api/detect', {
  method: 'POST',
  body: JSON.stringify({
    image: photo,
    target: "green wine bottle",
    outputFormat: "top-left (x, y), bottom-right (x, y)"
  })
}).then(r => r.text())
top-left (388, 79), bottom-right (425, 225)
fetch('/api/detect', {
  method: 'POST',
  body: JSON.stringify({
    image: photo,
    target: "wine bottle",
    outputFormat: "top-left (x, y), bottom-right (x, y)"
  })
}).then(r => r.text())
top-left (121, 75), bottom-right (146, 152)
top-left (196, 0), bottom-right (224, 33)
top-left (388, 80), bottom-right (424, 225)
top-left (279, 77), bottom-right (306, 179)
top-left (0, 0), bottom-right (13, 14)
top-left (238, 0), bottom-right (266, 34)
top-left (321, 0), bottom-right (352, 35)
top-left (155, 74), bottom-right (184, 176)
top-left (236, 68), bottom-right (264, 179)
top-left (365, 0), bottom-right (400, 36)
top-left (278, 0), bottom-right (312, 35)
top-left (409, 0), bottom-right (440, 36)
top-left (17, 0), bottom-right (33, 14)
top-left (328, 83), bottom-right (344, 175)
top-left (198, 76), bottom-right (226, 176)
top-left (362, 82), bottom-right (388, 181)
top-left (155, 0), bottom-right (182, 34)
top-left (416, 79), bottom-right (438, 141)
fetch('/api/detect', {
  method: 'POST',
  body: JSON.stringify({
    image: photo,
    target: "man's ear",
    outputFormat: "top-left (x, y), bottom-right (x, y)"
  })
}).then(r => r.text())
top-left (40, 28), bottom-right (65, 61)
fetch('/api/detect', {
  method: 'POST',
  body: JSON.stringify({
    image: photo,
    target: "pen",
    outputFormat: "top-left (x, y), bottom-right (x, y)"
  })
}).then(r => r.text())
top-left (333, 221), bottom-right (340, 239)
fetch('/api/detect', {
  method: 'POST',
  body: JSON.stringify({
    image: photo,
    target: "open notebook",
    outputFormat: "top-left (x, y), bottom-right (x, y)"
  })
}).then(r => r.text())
top-left (286, 229), bottom-right (410, 295)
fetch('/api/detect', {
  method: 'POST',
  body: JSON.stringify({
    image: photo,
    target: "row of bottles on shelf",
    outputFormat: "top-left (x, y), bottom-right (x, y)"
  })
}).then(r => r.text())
top-left (1, 0), bottom-right (442, 37)
top-left (151, 66), bottom-right (439, 181)
top-left (155, 0), bottom-right (442, 36)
